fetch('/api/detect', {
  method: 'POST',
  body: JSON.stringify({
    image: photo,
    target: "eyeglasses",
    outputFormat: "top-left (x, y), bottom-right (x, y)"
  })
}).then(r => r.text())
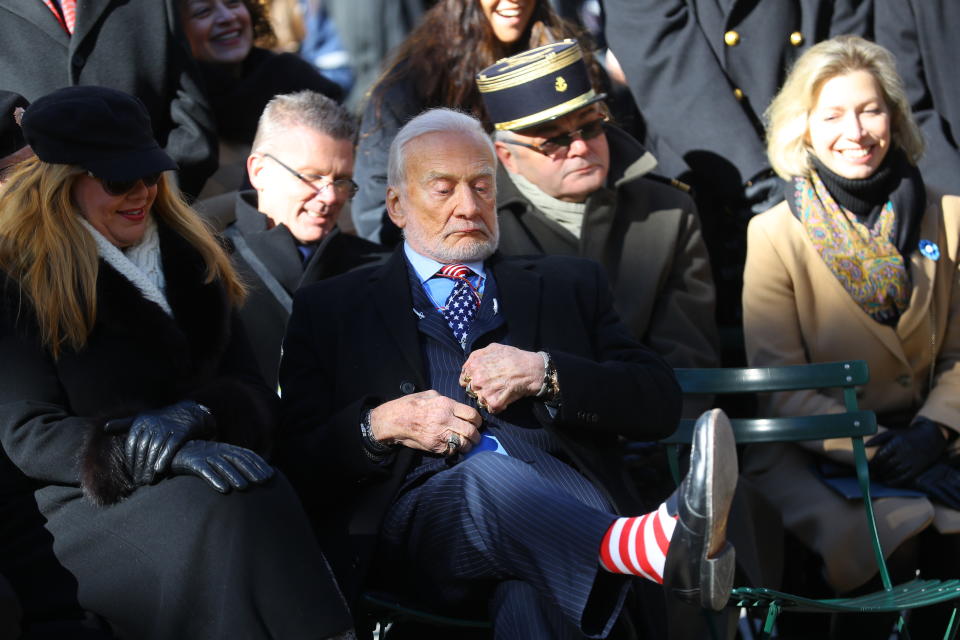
top-left (501, 117), bottom-right (607, 158)
top-left (89, 171), bottom-right (163, 196)
top-left (262, 153), bottom-right (359, 199)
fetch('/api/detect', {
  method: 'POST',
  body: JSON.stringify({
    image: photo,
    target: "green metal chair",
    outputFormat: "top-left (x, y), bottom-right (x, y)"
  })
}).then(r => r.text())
top-left (661, 360), bottom-right (960, 639)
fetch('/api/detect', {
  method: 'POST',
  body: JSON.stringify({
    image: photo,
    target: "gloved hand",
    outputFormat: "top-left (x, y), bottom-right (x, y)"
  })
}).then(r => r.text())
top-left (743, 170), bottom-right (787, 216)
top-left (171, 440), bottom-right (274, 493)
top-left (867, 418), bottom-right (947, 486)
top-left (104, 400), bottom-right (215, 486)
top-left (911, 463), bottom-right (960, 510)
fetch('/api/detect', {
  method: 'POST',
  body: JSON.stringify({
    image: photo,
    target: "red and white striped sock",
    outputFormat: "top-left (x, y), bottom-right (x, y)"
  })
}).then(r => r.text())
top-left (598, 502), bottom-right (678, 583)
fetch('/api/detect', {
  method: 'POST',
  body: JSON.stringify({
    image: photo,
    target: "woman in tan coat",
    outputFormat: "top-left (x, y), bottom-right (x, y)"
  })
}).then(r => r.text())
top-left (742, 34), bottom-right (960, 632)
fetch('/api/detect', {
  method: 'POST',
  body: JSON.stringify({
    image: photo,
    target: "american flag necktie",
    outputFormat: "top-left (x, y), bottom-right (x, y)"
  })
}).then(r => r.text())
top-left (436, 263), bottom-right (481, 347)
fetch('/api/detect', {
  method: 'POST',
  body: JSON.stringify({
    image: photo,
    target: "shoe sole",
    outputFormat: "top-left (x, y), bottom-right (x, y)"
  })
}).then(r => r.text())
top-left (699, 408), bottom-right (738, 611)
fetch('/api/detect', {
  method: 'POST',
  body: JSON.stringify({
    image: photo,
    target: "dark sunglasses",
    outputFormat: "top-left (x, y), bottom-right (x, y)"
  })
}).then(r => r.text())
top-left (502, 117), bottom-right (607, 158)
top-left (89, 171), bottom-right (163, 196)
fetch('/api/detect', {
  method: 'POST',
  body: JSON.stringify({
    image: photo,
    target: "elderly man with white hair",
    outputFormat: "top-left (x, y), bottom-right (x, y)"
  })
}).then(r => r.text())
top-left (278, 107), bottom-right (738, 638)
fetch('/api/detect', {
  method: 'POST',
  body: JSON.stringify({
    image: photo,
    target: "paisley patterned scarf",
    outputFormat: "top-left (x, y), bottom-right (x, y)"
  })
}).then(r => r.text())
top-left (793, 171), bottom-right (910, 325)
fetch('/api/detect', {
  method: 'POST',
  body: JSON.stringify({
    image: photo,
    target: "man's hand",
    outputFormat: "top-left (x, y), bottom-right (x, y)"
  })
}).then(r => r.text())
top-left (459, 344), bottom-right (544, 414)
top-left (370, 391), bottom-right (481, 456)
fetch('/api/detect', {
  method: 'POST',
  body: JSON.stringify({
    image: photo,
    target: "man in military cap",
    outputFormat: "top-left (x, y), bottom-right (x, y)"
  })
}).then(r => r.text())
top-left (477, 40), bottom-right (719, 416)
top-left (0, 90), bottom-right (32, 186)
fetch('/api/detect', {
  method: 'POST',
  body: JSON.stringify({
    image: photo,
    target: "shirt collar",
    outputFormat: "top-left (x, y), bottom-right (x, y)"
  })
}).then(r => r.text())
top-left (403, 242), bottom-right (486, 284)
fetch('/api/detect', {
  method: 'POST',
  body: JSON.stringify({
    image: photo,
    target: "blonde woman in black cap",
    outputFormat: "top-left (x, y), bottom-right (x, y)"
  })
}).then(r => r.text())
top-left (0, 86), bottom-right (354, 639)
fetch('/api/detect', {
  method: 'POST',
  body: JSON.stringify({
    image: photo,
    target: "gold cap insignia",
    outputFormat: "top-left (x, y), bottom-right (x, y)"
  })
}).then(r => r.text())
top-left (555, 77), bottom-right (568, 92)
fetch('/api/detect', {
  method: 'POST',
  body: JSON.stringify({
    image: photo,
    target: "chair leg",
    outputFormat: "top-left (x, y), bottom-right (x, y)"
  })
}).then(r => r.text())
top-left (944, 605), bottom-right (960, 640)
top-left (757, 603), bottom-right (779, 640)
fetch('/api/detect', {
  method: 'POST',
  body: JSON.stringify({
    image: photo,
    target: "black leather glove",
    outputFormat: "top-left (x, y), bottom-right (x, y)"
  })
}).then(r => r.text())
top-left (171, 440), bottom-right (274, 493)
top-left (743, 170), bottom-right (787, 216)
top-left (911, 462), bottom-right (960, 510)
top-left (105, 400), bottom-right (214, 486)
top-left (867, 418), bottom-right (947, 486)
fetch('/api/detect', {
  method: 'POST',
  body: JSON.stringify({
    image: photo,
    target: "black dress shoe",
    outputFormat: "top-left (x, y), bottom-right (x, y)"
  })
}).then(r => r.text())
top-left (663, 408), bottom-right (738, 611)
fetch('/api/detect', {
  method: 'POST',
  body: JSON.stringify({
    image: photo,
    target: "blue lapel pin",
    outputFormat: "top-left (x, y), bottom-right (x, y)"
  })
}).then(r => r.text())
top-left (919, 239), bottom-right (940, 261)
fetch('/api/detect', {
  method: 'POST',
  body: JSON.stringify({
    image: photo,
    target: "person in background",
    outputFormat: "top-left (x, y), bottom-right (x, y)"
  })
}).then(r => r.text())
top-left (197, 90), bottom-right (386, 387)
top-left (0, 0), bottom-right (218, 199)
top-left (0, 91), bottom-right (33, 187)
top-left (742, 35), bottom-right (960, 637)
top-left (0, 85), bottom-right (354, 640)
top-left (352, 0), bottom-right (601, 246)
top-left (179, 0), bottom-right (343, 198)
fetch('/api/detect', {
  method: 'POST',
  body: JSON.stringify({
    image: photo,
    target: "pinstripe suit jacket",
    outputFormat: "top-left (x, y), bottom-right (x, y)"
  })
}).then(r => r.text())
top-left (277, 247), bottom-right (681, 601)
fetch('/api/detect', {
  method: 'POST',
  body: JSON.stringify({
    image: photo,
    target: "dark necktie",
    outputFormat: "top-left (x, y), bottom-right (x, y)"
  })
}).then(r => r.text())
top-left (436, 263), bottom-right (480, 347)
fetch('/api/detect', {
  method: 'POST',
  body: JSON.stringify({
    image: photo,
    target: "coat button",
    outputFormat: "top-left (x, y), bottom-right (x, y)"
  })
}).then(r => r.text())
top-left (400, 381), bottom-right (417, 395)
top-left (733, 87), bottom-right (745, 101)
top-left (724, 30), bottom-right (740, 46)
top-left (896, 374), bottom-right (911, 388)
top-left (790, 31), bottom-right (804, 46)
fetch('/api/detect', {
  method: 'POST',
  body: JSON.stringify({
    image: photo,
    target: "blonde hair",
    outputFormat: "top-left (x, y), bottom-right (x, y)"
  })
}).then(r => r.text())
top-left (0, 157), bottom-right (245, 358)
top-left (765, 35), bottom-right (924, 180)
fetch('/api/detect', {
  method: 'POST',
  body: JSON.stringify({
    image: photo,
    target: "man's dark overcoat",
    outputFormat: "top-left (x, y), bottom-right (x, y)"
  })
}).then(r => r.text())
top-left (875, 1), bottom-right (960, 196)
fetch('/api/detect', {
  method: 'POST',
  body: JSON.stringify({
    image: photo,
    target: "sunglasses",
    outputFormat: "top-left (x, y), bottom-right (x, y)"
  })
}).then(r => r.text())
top-left (501, 117), bottom-right (607, 158)
top-left (262, 153), bottom-right (359, 199)
top-left (89, 171), bottom-right (163, 196)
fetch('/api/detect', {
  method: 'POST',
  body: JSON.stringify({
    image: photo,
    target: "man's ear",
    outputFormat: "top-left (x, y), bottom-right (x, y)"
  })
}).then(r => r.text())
top-left (385, 185), bottom-right (406, 229)
top-left (247, 153), bottom-right (267, 191)
top-left (494, 140), bottom-right (519, 174)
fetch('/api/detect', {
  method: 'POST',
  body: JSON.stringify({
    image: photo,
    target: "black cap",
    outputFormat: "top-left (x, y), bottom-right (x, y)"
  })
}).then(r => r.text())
top-left (0, 90), bottom-right (29, 159)
top-left (20, 86), bottom-right (177, 180)
top-left (477, 39), bottom-right (606, 131)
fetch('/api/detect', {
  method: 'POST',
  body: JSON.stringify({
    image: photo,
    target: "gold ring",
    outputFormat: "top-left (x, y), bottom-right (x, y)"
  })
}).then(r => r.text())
top-left (445, 433), bottom-right (462, 456)
top-left (465, 382), bottom-right (478, 399)
top-left (477, 397), bottom-right (489, 412)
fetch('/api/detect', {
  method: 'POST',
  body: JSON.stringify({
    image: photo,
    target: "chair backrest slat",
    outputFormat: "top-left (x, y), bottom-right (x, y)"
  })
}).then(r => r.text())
top-left (676, 360), bottom-right (869, 395)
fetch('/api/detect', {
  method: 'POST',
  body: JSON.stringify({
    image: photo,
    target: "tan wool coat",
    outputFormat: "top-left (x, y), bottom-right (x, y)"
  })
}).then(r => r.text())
top-left (741, 191), bottom-right (960, 592)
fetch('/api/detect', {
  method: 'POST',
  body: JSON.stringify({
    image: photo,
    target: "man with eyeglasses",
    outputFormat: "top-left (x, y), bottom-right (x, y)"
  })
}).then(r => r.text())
top-left (478, 41), bottom-right (720, 410)
top-left (197, 90), bottom-right (386, 387)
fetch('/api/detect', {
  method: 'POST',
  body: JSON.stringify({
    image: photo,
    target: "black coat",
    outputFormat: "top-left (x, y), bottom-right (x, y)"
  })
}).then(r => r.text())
top-left (197, 190), bottom-right (388, 386)
top-left (199, 47), bottom-right (343, 146)
top-left (0, 221), bottom-right (277, 510)
top-left (875, 1), bottom-right (960, 196)
top-left (602, 0), bottom-right (871, 203)
top-left (277, 248), bottom-right (681, 600)
top-left (0, 0), bottom-right (217, 197)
